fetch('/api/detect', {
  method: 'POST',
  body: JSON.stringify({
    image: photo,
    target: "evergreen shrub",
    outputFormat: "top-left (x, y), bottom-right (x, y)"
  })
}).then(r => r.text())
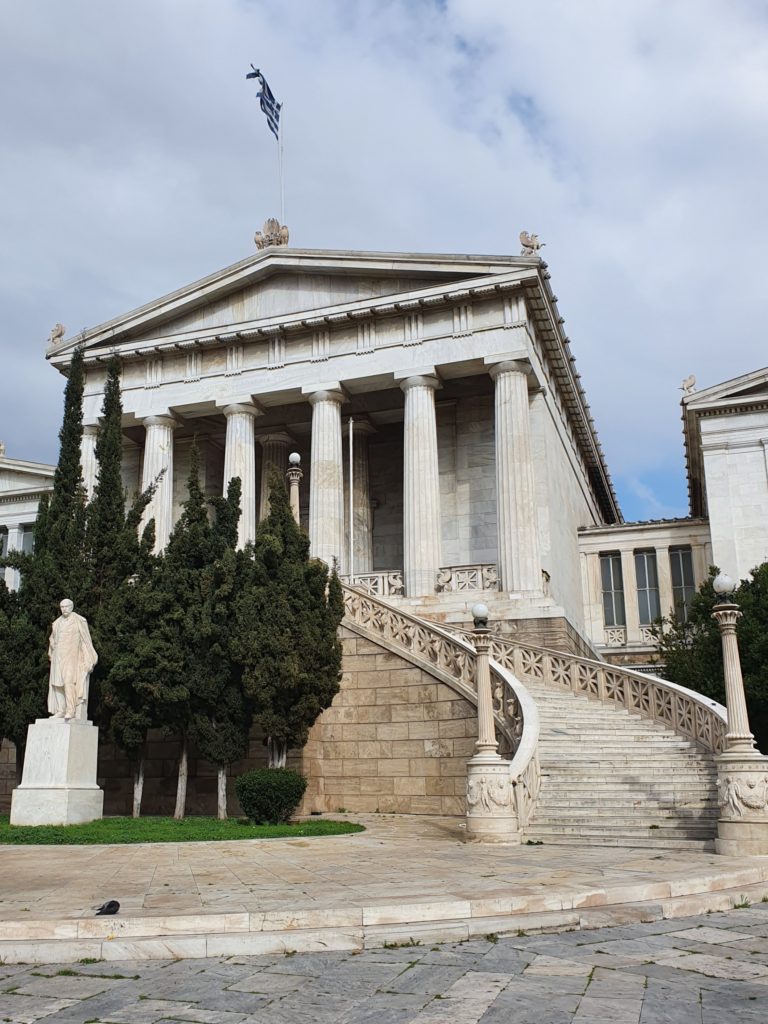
top-left (235, 768), bottom-right (308, 824)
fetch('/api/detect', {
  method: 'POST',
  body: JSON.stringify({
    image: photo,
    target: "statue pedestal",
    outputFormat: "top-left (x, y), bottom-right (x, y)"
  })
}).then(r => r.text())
top-left (10, 718), bottom-right (103, 826)
top-left (715, 752), bottom-right (768, 857)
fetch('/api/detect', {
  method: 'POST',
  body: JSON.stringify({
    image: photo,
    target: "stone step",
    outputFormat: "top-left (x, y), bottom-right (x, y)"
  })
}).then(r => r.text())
top-left (532, 809), bottom-right (719, 824)
top-left (536, 797), bottom-right (719, 811)
top-left (523, 833), bottom-right (717, 851)
top-left (527, 822), bottom-right (715, 838)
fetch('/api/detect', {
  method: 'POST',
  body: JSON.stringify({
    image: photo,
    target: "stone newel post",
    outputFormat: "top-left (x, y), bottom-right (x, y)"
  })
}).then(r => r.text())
top-left (465, 603), bottom-right (521, 844)
top-left (711, 573), bottom-right (768, 856)
top-left (286, 452), bottom-right (303, 526)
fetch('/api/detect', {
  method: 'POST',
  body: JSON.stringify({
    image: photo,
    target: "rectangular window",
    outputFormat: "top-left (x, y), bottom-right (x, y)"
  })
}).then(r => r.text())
top-left (21, 526), bottom-right (35, 554)
top-left (670, 547), bottom-right (696, 622)
top-left (600, 552), bottom-right (626, 627)
top-left (635, 549), bottom-right (661, 625)
top-left (0, 527), bottom-right (7, 558)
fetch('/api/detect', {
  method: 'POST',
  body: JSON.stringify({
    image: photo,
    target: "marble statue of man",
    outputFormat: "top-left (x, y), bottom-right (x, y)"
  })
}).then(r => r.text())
top-left (47, 599), bottom-right (98, 721)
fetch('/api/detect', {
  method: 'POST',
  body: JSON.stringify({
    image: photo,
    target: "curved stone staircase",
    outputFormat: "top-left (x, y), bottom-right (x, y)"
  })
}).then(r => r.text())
top-left (341, 584), bottom-right (727, 851)
top-left (522, 683), bottom-right (719, 850)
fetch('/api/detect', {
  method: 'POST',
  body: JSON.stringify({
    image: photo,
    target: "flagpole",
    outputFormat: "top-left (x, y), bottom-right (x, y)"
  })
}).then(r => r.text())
top-left (279, 104), bottom-right (285, 224)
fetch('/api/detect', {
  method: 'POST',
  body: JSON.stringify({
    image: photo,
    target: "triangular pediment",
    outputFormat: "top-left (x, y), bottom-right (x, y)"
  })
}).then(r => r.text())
top-left (0, 456), bottom-right (55, 494)
top-left (684, 367), bottom-right (768, 412)
top-left (48, 247), bottom-right (532, 362)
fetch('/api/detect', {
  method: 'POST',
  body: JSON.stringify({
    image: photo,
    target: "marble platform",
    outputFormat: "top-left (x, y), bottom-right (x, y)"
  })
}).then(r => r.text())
top-left (1, 815), bottom-right (768, 963)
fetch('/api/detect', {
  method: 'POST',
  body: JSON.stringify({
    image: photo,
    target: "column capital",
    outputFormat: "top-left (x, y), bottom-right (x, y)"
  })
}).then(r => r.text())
top-left (712, 602), bottom-right (742, 633)
top-left (82, 423), bottom-right (100, 437)
top-left (142, 414), bottom-right (179, 430)
top-left (488, 359), bottom-right (531, 381)
top-left (306, 388), bottom-right (345, 407)
top-left (398, 373), bottom-right (440, 394)
top-left (221, 402), bottom-right (261, 419)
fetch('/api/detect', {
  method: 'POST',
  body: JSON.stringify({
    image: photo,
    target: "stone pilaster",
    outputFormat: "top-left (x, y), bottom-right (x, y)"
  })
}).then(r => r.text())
top-left (258, 432), bottom-right (291, 522)
top-left (344, 419), bottom-right (374, 575)
top-left (222, 403), bottom-right (259, 548)
top-left (81, 425), bottom-right (99, 500)
top-left (307, 390), bottom-right (345, 567)
top-left (489, 360), bottom-right (541, 593)
top-left (140, 415), bottom-right (177, 552)
top-left (657, 545), bottom-right (674, 619)
top-left (400, 374), bottom-right (442, 597)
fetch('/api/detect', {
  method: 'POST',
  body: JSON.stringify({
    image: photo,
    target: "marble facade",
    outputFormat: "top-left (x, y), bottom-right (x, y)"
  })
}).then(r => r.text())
top-left (43, 246), bottom-right (621, 643)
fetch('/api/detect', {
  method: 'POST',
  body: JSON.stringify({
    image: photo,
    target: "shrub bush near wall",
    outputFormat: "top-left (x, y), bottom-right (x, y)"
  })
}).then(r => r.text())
top-left (235, 768), bottom-right (308, 824)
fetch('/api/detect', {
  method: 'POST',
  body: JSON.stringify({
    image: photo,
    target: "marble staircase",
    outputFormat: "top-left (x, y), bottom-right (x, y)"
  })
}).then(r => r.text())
top-left (514, 682), bottom-right (719, 850)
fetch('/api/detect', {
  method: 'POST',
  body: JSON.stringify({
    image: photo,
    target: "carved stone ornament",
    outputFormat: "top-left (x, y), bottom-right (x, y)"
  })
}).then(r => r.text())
top-left (717, 770), bottom-right (768, 818)
top-left (254, 218), bottom-right (289, 249)
top-left (49, 323), bottom-right (66, 346)
top-left (519, 231), bottom-right (545, 257)
top-left (466, 771), bottom-right (513, 813)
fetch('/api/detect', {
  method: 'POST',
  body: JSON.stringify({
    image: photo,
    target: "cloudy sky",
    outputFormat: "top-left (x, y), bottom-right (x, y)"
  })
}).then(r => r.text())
top-left (1, 0), bottom-right (766, 521)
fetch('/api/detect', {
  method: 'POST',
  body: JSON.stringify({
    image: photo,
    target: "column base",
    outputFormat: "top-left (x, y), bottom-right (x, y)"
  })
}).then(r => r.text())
top-left (714, 752), bottom-right (768, 857)
top-left (465, 754), bottom-right (521, 844)
top-left (10, 718), bottom-right (104, 826)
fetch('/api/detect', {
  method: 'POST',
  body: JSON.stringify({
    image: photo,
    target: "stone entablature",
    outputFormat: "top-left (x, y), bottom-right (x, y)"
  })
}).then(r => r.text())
top-left (0, 448), bottom-right (55, 590)
top-left (682, 367), bottom-right (768, 583)
top-left (579, 517), bottom-right (712, 656)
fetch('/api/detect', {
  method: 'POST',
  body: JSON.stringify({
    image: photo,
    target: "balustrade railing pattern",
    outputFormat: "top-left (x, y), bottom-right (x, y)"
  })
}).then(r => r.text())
top-left (443, 624), bottom-right (726, 754)
top-left (435, 563), bottom-right (499, 593)
top-left (341, 584), bottom-right (541, 825)
top-left (342, 571), bottom-right (404, 597)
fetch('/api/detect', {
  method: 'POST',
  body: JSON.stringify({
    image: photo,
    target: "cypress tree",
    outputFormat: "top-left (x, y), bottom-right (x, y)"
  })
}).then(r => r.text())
top-left (0, 349), bottom-right (90, 769)
top-left (235, 474), bottom-right (344, 769)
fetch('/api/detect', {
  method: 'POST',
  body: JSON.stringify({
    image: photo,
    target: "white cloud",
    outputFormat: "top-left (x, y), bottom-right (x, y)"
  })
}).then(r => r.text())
top-left (1, 0), bottom-right (766, 518)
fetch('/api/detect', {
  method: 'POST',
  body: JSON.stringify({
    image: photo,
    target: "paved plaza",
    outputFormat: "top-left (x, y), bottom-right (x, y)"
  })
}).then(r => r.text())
top-left (3, 905), bottom-right (768, 1023)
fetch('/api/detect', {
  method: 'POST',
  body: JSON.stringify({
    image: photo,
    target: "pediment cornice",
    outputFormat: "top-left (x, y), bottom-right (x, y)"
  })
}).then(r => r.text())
top-left (46, 247), bottom-right (540, 362)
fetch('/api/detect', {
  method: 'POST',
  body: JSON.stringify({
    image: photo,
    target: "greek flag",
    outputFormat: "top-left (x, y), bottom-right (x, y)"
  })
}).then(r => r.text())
top-left (246, 66), bottom-right (281, 139)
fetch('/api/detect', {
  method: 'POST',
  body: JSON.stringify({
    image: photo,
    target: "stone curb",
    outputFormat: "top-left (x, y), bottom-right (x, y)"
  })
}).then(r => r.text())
top-left (3, 866), bottom-right (768, 963)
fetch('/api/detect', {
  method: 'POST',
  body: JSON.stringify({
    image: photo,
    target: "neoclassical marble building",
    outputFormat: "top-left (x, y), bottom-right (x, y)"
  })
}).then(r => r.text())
top-left (2, 233), bottom-right (767, 830)
top-left (3, 237), bottom-right (766, 659)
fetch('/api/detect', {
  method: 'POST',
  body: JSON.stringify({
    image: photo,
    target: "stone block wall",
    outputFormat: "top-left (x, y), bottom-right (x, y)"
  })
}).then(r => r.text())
top-left (0, 626), bottom-right (476, 820)
top-left (298, 626), bottom-right (477, 816)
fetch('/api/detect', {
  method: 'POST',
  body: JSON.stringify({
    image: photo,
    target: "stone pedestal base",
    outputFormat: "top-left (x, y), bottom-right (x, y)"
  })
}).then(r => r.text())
top-left (715, 752), bottom-right (768, 857)
top-left (465, 754), bottom-right (521, 844)
top-left (10, 718), bottom-right (103, 826)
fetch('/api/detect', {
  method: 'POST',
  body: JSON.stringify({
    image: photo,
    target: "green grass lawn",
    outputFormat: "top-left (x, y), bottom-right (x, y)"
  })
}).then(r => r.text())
top-left (0, 815), bottom-right (364, 845)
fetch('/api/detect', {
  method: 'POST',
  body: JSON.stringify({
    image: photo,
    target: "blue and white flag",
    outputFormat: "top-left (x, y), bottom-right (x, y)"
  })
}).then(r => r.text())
top-left (246, 65), bottom-right (281, 140)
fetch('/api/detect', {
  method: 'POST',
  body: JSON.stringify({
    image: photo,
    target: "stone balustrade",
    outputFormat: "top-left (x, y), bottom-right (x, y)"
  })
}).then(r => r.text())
top-left (341, 583), bottom-right (541, 829)
top-left (435, 563), bottom-right (499, 593)
top-left (445, 624), bottom-right (727, 754)
top-left (342, 571), bottom-right (405, 597)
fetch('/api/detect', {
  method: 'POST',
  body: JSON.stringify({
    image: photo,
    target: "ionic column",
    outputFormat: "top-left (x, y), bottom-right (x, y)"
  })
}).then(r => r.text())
top-left (258, 432), bottom-right (291, 522)
top-left (307, 390), bottom-right (344, 567)
top-left (344, 419), bottom-right (374, 575)
top-left (490, 360), bottom-right (541, 593)
top-left (140, 415), bottom-right (177, 552)
top-left (223, 403), bottom-right (259, 548)
top-left (81, 424), bottom-right (99, 500)
top-left (3, 523), bottom-right (24, 591)
top-left (400, 374), bottom-right (442, 597)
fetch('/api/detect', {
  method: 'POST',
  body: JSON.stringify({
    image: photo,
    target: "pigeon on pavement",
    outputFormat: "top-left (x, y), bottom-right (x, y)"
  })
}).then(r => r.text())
top-left (94, 900), bottom-right (120, 916)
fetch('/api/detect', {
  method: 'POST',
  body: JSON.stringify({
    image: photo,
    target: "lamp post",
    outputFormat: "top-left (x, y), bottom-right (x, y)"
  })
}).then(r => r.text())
top-left (286, 452), bottom-right (303, 526)
top-left (711, 572), bottom-right (768, 856)
top-left (465, 603), bottom-right (520, 844)
top-left (711, 573), bottom-right (756, 754)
